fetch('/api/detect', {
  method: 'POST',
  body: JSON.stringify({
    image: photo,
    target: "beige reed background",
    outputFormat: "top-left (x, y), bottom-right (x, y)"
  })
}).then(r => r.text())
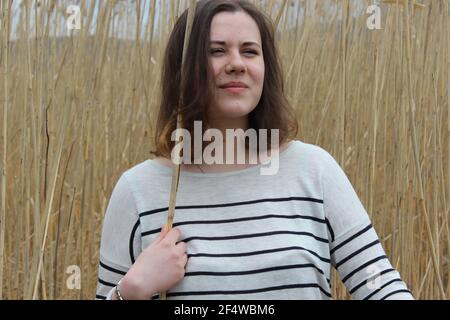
top-left (0, 0), bottom-right (448, 300)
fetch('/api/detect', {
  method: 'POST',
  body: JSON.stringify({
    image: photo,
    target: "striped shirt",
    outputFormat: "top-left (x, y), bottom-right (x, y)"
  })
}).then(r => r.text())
top-left (96, 140), bottom-right (413, 300)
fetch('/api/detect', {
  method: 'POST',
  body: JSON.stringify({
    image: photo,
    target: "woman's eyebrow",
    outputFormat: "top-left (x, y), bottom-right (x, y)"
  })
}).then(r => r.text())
top-left (210, 40), bottom-right (261, 48)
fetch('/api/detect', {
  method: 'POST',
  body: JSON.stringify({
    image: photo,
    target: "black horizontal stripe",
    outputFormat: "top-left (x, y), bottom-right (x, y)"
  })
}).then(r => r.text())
top-left (141, 214), bottom-right (327, 237)
top-left (140, 207), bottom-right (167, 217)
top-left (335, 239), bottom-right (380, 268)
top-left (380, 289), bottom-right (412, 300)
top-left (166, 283), bottom-right (332, 298)
top-left (349, 268), bottom-right (395, 294)
top-left (330, 224), bottom-right (372, 255)
top-left (99, 261), bottom-right (127, 276)
top-left (341, 255), bottom-right (387, 283)
top-left (185, 263), bottom-right (330, 282)
top-left (139, 197), bottom-right (324, 218)
top-left (96, 294), bottom-right (106, 300)
top-left (188, 246), bottom-right (331, 263)
top-left (363, 278), bottom-right (402, 300)
top-left (182, 230), bottom-right (328, 244)
top-left (98, 278), bottom-right (116, 288)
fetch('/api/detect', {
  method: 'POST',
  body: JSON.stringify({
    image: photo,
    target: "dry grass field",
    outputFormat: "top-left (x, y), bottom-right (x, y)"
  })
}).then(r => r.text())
top-left (0, 0), bottom-right (448, 299)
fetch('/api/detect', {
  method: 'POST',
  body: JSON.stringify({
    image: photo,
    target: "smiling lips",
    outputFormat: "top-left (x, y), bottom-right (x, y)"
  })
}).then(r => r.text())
top-left (219, 81), bottom-right (248, 94)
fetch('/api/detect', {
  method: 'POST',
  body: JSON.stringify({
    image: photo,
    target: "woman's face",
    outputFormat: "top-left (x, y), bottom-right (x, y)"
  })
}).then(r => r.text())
top-left (208, 11), bottom-right (265, 125)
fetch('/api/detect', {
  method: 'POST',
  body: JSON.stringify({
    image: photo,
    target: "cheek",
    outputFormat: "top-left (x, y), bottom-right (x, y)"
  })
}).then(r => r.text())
top-left (211, 60), bottom-right (223, 79)
top-left (250, 61), bottom-right (265, 86)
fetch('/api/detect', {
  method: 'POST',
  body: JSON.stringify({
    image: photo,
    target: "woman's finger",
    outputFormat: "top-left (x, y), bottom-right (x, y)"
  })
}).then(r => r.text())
top-left (154, 224), bottom-right (169, 244)
top-left (175, 241), bottom-right (187, 254)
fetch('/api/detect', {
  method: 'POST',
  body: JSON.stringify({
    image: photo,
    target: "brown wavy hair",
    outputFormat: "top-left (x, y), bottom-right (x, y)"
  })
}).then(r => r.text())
top-left (153, 0), bottom-right (298, 158)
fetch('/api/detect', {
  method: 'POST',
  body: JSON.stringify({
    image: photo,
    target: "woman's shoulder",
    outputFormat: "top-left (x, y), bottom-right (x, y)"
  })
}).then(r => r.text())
top-left (119, 157), bottom-right (171, 184)
top-left (281, 140), bottom-right (342, 179)
top-left (287, 139), bottom-right (335, 164)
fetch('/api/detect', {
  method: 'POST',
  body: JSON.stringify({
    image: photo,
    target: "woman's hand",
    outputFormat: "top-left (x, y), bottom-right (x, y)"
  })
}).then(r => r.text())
top-left (117, 225), bottom-right (188, 300)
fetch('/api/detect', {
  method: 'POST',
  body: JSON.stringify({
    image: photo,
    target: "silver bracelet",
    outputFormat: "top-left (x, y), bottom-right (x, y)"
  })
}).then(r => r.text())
top-left (115, 279), bottom-right (125, 300)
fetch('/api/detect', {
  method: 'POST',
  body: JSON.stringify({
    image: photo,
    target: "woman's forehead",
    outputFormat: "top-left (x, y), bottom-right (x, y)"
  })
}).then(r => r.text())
top-left (210, 11), bottom-right (261, 44)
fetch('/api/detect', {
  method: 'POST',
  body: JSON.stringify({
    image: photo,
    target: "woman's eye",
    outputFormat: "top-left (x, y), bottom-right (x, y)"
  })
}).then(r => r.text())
top-left (243, 50), bottom-right (258, 55)
top-left (210, 48), bottom-right (224, 55)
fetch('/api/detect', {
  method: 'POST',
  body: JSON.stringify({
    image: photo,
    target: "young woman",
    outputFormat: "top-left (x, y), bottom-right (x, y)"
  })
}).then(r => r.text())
top-left (96, 0), bottom-right (413, 300)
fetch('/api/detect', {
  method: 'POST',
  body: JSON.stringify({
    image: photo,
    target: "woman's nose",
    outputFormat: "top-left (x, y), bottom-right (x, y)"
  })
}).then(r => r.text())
top-left (225, 53), bottom-right (247, 74)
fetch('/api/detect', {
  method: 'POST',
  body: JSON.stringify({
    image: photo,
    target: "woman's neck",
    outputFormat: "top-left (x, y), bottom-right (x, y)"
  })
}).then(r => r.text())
top-left (207, 116), bottom-right (249, 134)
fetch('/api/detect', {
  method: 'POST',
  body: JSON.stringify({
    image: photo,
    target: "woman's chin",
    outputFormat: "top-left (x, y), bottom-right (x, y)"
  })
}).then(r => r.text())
top-left (214, 105), bottom-right (256, 120)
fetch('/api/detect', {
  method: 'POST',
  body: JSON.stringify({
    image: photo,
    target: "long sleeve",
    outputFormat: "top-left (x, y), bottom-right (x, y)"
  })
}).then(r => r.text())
top-left (95, 174), bottom-right (142, 300)
top-left (320, 148), bottom-right (414, 300)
